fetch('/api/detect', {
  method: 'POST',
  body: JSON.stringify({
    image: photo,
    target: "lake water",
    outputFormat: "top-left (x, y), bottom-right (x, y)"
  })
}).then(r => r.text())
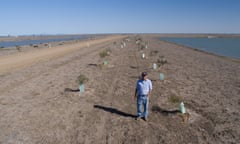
top-left (0, 35), bottom-right (91, 48)
top-left (160, 37), bottom-right (240, 59)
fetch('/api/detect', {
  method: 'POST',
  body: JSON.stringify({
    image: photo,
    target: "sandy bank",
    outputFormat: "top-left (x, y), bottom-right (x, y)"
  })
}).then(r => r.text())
top-left (0, 35), bottom-right (125, 74)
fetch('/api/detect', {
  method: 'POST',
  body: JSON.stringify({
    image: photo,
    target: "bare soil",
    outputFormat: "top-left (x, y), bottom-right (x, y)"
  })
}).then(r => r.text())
top-left (0, 35), bottom-right (239, 144)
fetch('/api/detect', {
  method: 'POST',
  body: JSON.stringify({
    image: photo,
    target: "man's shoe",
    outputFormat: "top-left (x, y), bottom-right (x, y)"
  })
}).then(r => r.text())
top-left (135, 116), bottom-right (141, 121)
top-left (143, 117), bottom-right (148, 122)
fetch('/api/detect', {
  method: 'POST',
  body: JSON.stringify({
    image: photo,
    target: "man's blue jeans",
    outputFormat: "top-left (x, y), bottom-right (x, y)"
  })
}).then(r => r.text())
top-left (137, 95), bottom-right (149, 118)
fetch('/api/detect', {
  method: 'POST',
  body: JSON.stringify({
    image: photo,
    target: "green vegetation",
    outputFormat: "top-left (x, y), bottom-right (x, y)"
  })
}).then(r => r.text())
top-left (16, 45), bottom-right (21, 52)
top-left (33, 45), bottom-right (38, 48)
top-left (157, 56), bottom-right (167, 65)
top-left (99, 48), bottom-right (111, 58)
top-left (99, 51), bottom-right (108, 58)
top-left (76, 74), bottom-right (89, 85)
top-left (168, 94), bottom-right (182, 104)
top-left (150, 50), bottom-right (159, 56)
top-left (135, 36), bottom-right (142, 42)
top-left (138, 43), bottom-right (145, 50)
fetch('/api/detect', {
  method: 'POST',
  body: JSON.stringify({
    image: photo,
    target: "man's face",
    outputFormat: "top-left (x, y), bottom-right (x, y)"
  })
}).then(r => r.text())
top-left (142, 75), bottom-right (147, 80)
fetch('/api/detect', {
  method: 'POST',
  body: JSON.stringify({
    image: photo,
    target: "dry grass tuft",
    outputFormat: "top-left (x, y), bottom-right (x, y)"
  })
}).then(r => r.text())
top-left (76, 74), bottom-right (89, 85)
top-left (169, 94), bottom-right (182, 104)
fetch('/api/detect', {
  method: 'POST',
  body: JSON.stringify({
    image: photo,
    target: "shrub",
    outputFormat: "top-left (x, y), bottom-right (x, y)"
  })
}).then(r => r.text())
top-left (157, 56), bottom-right (167, 65)
top-left (169, 95), bottom-right (182, 103)
top-left (106, 48), bottom-right (111, 54)
top-left (150, 50), bottom-right (159, 56)
top-left (33, 45), bottom-right (38, 48)
top-left (135, 37), bottom-right (142, 42)
top-left (140, 43), bottom-right (145, 50)
top-left (99, 51), bottom-right (107, 58)
top-left (99, 49), bottom-right (110, 58)
top-left (76, 74), bottom-right (89, 85)
top-left (16, 45), bottom-right (21, 52)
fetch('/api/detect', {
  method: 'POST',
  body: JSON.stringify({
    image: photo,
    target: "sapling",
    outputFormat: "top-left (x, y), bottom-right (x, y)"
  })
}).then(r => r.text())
top-left (16, 45), bottom-right (21, 52)
top-left (76, 74), bottom-right (89, 94)
top-left (157, 56), bottom-right (167, 66)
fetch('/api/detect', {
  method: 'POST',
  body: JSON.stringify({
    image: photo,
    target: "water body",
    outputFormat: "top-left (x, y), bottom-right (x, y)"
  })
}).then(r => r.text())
top-left (0, 35), bottom-right (91, 48)
top-left (160, 37), bottom-right (240, 59)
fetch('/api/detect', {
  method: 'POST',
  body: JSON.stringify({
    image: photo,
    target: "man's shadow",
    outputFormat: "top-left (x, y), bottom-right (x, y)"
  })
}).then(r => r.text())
top-left (151, 105), bottom-right (180, 116)
top-left (94, 105), bottom-right (136, 118)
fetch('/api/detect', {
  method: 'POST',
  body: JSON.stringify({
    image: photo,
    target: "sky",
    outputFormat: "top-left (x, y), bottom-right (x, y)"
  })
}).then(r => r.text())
top-left (0, 0), bottom-right (240, 35)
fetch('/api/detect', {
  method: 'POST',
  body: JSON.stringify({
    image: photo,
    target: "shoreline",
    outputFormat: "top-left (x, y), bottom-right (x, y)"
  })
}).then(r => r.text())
top-left (0, 34), bottom-right (107, 49)
top-left (159, 39), bottom-right (240, 63)
top-left (143, 33), bottom-right (240, 38)
top-left (0, 34), bottom-right (108, 42)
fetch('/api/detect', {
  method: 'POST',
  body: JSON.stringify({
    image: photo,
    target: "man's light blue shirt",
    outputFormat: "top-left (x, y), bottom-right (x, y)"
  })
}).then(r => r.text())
top-left (136, 79), bottom-right (152, 96)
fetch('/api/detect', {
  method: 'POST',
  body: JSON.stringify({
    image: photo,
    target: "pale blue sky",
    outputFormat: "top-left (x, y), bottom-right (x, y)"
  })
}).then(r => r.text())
top-left (0, 0), bottom-right (239, 35)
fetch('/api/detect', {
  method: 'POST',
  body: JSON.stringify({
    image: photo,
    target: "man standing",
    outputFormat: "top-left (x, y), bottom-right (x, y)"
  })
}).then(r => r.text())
top-left (134, 72), bottom-right (152, 121)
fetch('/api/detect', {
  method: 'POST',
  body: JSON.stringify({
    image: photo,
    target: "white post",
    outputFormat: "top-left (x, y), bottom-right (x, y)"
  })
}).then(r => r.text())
top-left (180, 102), bottom-right (186, 113)
top-left (79, 84), bottom-right (85, 96)
top-left (153, 63), bottom-right (157, 70)
top-left (160, 73), bottom-right (164, 81)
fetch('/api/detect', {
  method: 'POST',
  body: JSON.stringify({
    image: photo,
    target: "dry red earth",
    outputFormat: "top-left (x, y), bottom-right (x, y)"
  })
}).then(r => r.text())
top-left (0, 35), bottom-right (239, 144)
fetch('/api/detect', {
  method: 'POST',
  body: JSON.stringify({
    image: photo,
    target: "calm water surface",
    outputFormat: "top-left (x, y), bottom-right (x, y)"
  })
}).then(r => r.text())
top-left (160, 37), bottom-right (240, 59)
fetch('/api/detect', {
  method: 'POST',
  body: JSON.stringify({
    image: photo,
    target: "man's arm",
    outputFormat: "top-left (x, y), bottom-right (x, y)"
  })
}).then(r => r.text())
top-left (148, 80), bottom-right (153, 97)
top-left (147, 90), bottom-right (152, 97)
top-left (134, 88), bottom-right (137, 100)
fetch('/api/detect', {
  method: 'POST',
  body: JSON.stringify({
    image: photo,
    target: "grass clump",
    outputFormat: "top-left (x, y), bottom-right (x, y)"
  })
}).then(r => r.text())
top-left (16, 45), bottom-right (21, 52)
top-left (157, 56), bottom-right (167, 65)
top-left (99, 51), bottom-right (108, 58)
top-left (99, 48), bottom-right (111, 58)
top-left (33, 45), bottom-right (39, 48)
top-left (150, 50), bottom-right (159, 56)
top-left (169, 95), bottom-right (182, 103)
top-left (76, 74), bottom-right (89, 85)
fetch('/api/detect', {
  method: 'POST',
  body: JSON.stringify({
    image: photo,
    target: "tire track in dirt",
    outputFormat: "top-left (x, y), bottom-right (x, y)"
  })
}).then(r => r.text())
top-left (110, 38), bottom-right (170, 143)
top-left (0, 38), bottom-right (126, 144)
top-left (31, 41), bottom-right (121, 144)
top-left (104, 42), bottom-right (139, 143)
top-left (0, 36), bottom-right (125, 75)
top-left (36, 38), bottom-right (129, 144)
top-left (75, 45), bottom-right (128, 143)
top-left (0, 42), bottom-right (113, 95)
top-left (103, 38), bottom-right (169, 143)
top-left (88, 39), bottom-right (154, 143)
top-left (73, 38), bottom-right (150, 143)
top-left (103, 48), bottom-right (128, 143)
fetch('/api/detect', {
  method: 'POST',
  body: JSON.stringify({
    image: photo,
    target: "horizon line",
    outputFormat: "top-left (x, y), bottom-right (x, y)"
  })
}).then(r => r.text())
top-left (1, 32), bottom-right (240, 37)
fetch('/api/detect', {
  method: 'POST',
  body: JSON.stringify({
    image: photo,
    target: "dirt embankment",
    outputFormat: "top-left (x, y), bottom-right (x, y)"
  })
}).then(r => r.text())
top-left (0, 35), bottom-right (124, 74)
top-left (0, 35), bottom-right (239, 144)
